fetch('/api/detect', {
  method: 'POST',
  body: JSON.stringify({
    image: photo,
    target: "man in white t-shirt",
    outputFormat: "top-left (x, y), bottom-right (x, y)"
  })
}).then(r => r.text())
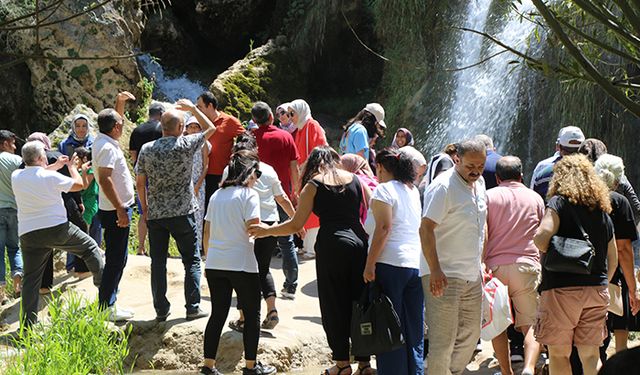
top-left (12, 141), bottom-right (104, 328)
top-left (420, 139), bottom-right (487, 375)
top-left (92, 91), bottom-right (136, 321)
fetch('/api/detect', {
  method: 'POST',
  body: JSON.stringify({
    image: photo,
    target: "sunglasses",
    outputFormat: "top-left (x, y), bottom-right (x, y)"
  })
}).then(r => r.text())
top-left (254, 169), bottom-right (262, 178)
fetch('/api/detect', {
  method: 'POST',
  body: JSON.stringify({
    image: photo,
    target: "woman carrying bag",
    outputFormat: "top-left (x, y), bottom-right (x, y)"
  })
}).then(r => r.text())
top-left (533, 154), bottom-right (618, 375)
top-left (362, 148), bottom-right (424, 375)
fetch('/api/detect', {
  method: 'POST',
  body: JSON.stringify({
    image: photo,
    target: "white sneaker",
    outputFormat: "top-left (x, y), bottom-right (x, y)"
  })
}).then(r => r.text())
top-left (108, 306), bottom-right (134, 322)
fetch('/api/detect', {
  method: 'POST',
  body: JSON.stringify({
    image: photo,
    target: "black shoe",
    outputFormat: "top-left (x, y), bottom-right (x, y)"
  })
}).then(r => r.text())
top-left (155, 311), bottom-right (171, 322)
top-left (199, 366), bottom-right (223, 375)
top-left (242, 362), bottom-right (276, 374)
top-left (186, 308), bottom-right (208, 321)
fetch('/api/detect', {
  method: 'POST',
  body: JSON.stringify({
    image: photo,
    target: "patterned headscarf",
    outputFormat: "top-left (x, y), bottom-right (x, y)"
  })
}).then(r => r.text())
top-left (27, 132), bottom-right (52, 151)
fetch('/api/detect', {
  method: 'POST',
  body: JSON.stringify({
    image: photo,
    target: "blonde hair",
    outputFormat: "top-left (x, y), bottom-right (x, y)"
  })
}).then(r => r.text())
top-left (548, 154), bottom-right (612, 213)
top-left (594, 154), bottom-right (624, 190)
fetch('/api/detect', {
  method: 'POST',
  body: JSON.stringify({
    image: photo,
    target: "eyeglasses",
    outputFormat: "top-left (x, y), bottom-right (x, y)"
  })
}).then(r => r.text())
top-left (254, 169), bottom-right (262, 178)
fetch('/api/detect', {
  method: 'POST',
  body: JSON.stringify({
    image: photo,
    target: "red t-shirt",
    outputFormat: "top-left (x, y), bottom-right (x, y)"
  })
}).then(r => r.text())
top-left (207, 112), bottom-right (245, 175)
top-left (294, 118), bottom-right (327, 165)
top-left (254, 125), bottom-right (299, 197)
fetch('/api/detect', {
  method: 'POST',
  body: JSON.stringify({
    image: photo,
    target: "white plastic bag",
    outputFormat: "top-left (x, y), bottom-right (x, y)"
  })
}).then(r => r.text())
top-left (481, 276), bottom-right (514, 341)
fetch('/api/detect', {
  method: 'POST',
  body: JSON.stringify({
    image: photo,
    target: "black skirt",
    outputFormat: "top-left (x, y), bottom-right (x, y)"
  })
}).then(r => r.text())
top-left (607, 268), bottom-right (640, 331)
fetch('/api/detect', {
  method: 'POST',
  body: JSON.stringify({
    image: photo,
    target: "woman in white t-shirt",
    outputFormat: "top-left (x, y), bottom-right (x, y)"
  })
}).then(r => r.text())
top-left (363, 148), bottom-right (424, 375)
top-left (200, 150), bottom-right (275, 375)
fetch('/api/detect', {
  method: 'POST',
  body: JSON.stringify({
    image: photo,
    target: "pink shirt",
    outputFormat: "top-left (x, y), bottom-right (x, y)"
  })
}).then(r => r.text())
top-left (485, 180), bottom-right (544, 269)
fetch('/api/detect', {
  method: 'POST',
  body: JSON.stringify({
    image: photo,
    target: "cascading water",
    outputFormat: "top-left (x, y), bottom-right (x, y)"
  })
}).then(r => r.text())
top-left (137, 54), bottom-right (208, 102)
top-left (437, 0), bottom-right (538, 152)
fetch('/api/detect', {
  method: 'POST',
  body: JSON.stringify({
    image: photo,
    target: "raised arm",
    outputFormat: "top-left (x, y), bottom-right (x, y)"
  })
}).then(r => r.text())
top-left (115, 91), bottom-right (136, 118)
top-left (175, 99), bottom-right (216, 139)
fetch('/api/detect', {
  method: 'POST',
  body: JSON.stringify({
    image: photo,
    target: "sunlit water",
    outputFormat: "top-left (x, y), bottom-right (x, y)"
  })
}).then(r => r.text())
top-left (137, 54), bottom-right (208, 102)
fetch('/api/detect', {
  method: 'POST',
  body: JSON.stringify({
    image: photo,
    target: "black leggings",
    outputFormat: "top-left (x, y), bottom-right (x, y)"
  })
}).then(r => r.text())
top-left (204, 269), bottom-right (261, 361)
top-left (238, 223), bottom-right (276, 310)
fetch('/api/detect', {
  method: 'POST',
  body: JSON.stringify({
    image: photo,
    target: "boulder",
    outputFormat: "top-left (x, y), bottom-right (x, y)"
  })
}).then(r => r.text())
top-left (1, 0), bottom-right (145, 132)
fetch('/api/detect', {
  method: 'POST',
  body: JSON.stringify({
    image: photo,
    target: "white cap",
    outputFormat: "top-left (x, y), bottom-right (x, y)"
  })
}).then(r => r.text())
top-left (558, 126), bottom-right (585, 148)
top-left (185, 116), bottom-right (199, 125)
top-left (364, 103), bottom-right (386, 129)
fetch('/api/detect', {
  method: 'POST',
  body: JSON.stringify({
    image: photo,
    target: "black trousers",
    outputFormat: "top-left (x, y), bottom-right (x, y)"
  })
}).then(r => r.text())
top-left (204, 269), bottom-right (261, 361)
top-left (204, 174), bottom-right (222, 214)
top-left (315, 227), bottom-right (369, 362)
top-left (237, 222), bottom-right (277, 310)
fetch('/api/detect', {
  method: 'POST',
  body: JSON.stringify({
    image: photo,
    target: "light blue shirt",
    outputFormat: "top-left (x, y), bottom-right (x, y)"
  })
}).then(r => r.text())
top-left (339, 122), bottom-right (370, 160)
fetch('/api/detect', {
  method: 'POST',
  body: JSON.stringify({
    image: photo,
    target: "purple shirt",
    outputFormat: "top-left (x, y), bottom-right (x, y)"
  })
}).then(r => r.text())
top-left (485, 180), bottom-right (545, 269)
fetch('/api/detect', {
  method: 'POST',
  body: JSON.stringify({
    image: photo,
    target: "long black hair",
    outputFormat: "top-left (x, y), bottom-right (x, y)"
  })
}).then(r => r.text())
top-left (376, 148), bottom-right (416, 185)
top-left (342, 109), bottom-right (378, 138)
top-left (221, 150), bottom-right (260, 188)
top-left (301, 146), bottom-right (342, 188)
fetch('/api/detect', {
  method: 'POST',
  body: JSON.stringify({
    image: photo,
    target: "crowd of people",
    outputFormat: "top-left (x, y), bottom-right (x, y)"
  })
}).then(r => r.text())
top-left (0, 90), bottom-right (639, 375)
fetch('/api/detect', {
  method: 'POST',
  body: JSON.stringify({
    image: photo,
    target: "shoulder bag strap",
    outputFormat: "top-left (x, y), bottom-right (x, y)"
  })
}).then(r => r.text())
top-left (565, 201), bottom-right (592, 244)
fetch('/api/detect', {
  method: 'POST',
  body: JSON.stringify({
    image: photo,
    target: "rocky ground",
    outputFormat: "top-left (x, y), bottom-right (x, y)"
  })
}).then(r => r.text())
top-left (0, 254), bottom-right (637, 374)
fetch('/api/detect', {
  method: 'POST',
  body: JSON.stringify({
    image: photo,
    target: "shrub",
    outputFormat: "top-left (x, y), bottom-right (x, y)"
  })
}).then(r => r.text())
top-left (3, 292), bottom-right (131, 375)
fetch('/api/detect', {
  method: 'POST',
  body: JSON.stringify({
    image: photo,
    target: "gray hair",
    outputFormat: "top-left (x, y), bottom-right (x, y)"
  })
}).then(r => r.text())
top-left (22, 141), bottom-right (46, 166)
top-left (456, 139), bottom-right (486, 158)
top-left (474, 134), bottom-right (494, 149)
top-left (251, 101), bottom-right (272, 126)
top-left (594, 153), bottom-right (625, 190)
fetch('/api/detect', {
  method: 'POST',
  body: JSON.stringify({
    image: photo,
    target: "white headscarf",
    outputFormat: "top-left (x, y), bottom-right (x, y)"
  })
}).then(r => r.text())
top-left (289, 99), bottom-right (312, 130)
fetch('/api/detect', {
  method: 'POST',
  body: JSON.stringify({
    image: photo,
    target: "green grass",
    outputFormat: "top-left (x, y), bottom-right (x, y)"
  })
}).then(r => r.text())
top-left (127, 211), bottom-right (180, 257)
top-left (3, 292), bottom-right (132, 375)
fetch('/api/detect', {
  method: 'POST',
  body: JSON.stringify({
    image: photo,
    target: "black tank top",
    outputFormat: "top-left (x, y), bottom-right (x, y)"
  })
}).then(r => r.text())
top-left (310, 174), bottom-right (365, 232)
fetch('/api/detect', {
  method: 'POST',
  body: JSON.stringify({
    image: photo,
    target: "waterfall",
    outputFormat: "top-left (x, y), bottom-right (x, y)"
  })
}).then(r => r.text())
top-left (438, 0), bottom-right (538, 152)
top-left (137, 54), bottom-right (208, 103)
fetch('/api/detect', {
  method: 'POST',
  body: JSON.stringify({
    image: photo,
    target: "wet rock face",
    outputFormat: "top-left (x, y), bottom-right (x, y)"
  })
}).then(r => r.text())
top-left (2, 0), bottom-right (144, 133)
top-left (0, 61), bottom-right (35, 135)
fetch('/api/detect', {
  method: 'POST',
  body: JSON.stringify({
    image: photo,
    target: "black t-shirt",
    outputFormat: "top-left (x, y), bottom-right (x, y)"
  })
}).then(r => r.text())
top-left (540, 195), bottom-right (613, 291)
top-left (610, 191), bottom-right (638, 241)
top-left (129, 120), bottom-right (162, 154)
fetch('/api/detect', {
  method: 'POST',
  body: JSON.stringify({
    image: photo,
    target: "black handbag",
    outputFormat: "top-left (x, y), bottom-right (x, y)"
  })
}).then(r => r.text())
top-left (543, 201), bottom-right (596, 275)
top-left (350, 281), bottom-right (405, 357)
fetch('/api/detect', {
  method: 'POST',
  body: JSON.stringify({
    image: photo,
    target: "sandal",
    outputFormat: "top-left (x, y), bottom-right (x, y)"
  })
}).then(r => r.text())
top-left (260, 309), bottom-right (279, 330)
top-left (354, 363), bottom-right (376, 375)
top-left (228, 319), bottom-right (244, 333)
top-left (322, 364), bottom-right (352, 375)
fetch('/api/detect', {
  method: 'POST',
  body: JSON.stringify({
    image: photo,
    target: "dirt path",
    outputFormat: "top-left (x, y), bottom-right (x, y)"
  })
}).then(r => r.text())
top-left (0, 254), bottom-right (637, 374)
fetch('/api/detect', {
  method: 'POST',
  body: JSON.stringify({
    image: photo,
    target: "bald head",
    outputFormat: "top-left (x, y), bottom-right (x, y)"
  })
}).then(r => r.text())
top-left (161, 110), bottom-right (184, 134)
top-left (496, 156), bottom-right (522, 182)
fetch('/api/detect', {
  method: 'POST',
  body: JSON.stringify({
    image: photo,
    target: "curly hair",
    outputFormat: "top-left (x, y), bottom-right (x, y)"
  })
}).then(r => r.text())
top-left (548, 154), bottom-right (611, 213)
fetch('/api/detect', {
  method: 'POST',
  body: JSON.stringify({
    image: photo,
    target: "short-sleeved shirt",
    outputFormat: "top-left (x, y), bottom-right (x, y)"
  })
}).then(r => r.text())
top-left (93, 133), bottom-right (135, 211)
top-left (11, 166), bottom-right (74, 236)
top-left (531, 153), bottom-right (561, 200)
top-left (339, 122), bottom-right (370, 160)
top-left (482, 150), bottom-right (502, 190)
top-left (135, 134), bottom-right (205, 220)
top-left (609, 191), bottom-right (638, 241)
top-left (485, 180), bottom-right (545, 269)
top-left (421, 168), bottom-right (487, 280)
top-left (207, 112), bottom-right (245, 175)
top-left (204, 186), bottom-right (260, 273)
top-left (253, 125), bottom-right (299, 197)
top-left (364, 180), bottom-right (422, 269)
top-left (540, 195), bottom-right (613, 292)
top-left (295, 118), bottom-right (327, 164)
top-left (129, 120), bottom-right (162, 158)
top-left (222, 162), bottom-right (284, 222)
top-left (0, 152), bottom-right (22, 209)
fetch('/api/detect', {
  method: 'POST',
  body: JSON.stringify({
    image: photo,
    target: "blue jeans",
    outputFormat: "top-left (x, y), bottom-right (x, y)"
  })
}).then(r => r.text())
top-left (375, 263), bottom-right (424, 375)
top-left (147, 214), bottom-right (201, 315)
top-left (277, 205), bottom-right (298, 292)
top-left (0, 208), bottom-right (23, 283)
top-left (98, 208), bottom-right (131, 307)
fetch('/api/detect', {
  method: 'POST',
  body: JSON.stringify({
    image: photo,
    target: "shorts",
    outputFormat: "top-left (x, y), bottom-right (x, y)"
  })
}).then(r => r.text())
top-left (534, 285), bottom-right (608, 346)
top-left (491, 263), bottom-right (539, 328)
